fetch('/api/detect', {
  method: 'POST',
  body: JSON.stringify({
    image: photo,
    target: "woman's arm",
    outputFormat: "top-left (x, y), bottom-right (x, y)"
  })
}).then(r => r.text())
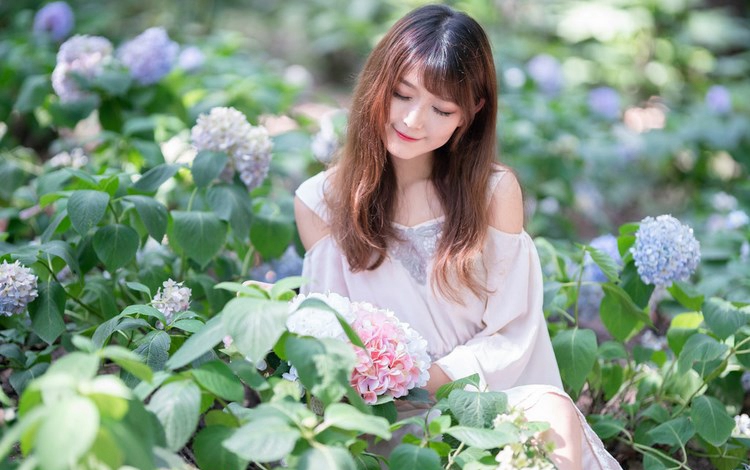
top-left (294, 196), bottom-right (330, 250)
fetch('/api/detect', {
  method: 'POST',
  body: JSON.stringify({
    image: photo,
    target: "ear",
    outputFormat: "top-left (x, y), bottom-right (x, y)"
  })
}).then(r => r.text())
top-left (474, 98), bottom-right (486, 114)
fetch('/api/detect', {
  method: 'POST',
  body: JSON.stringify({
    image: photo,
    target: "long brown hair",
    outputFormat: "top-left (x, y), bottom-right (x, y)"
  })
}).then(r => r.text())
top-left (327, 4), bottom-right (499, 303)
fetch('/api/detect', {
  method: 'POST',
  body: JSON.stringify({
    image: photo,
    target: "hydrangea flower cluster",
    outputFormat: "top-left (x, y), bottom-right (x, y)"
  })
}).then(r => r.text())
top-left (151, 279), bottom-right (191, 324)
top-left (631, 215), bottom-right (701, 286)
top-left (734, 414), bottom-right (750, 437)
top-left (117, 27), bottom-right (179, 86)
top-left (52, 35), bottom-right (113, 103)
top-left (33, 1), bottom-right (74, 42)
top-left (177, 46), bottom-right (205, 73)
top-left (0, 260), bottom-right (39, 317)
top-left (286, 292), bottom-right (431, 404)
top-left (191, 107), bottom-right (273, 191)
top-left (493, 407), bottom-right (556, 470)
top-left (526, 54), bottom-right (563, 95)
top-left (705, 85), bottom-right (732, 115)
top-left (47, 148), bottom-right (89, 169)
top-left (250, 245), bottom-right (303, 284)
top-left (588, 86), bottom-right (621, 120)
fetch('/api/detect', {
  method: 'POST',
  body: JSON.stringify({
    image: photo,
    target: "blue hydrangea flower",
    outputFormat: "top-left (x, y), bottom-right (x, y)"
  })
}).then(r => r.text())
top-left (526, 54), bottom-right (563, 95)
top-left (583, 234), bottom-right (622, 283)
top-left (191, 107), bottom-right (273, 191)
top-left (588, 86), bottom-right (621, 119)
top-left (51, 34), bottom-right (113, 103)
top-left (178, 46), bottom-right (205, 73)
top-left (118, 27), bottom-right (179, 85)
top-left (0, 260), bottom-right (39, 316)
top-left (705, 85), bottom-right (732, 115)
top-left (250, 246), bottom-right (303, 283)
top-left (631, 215), bottom-right (701, 286)
top-left (33, 1), bottom-right (74, 42)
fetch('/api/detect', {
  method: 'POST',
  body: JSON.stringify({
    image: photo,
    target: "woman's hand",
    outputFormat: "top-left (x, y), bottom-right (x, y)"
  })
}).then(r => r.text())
top-left (424, 363), bottom-right (452, 397)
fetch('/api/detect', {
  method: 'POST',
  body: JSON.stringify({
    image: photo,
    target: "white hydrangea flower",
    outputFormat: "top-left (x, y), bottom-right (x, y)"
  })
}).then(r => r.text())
top-left (287, 292), bottom-right (354, 340)
top-left (151, 279), bottom-right (191, 324)
top-left (191, 107), bottom-right (273, 191)
top-left (0, 260), bottom-right (39, 316)
top-left (48, 148), bottom-right (89, 169)
top-left (711, 191), bottom-right (737, 212)
top-left (52, 35), bottom-right (113, 103)
top-left (734, 414), bottom-right (750, 437)
top-left (631, 215), bottom-right (701, 286)
top-left (118, 27), bottom-right (179, 85)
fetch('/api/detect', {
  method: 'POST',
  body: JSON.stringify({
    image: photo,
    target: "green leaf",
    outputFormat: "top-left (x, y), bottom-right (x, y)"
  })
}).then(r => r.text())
top-left (445, 426), bottom-right (518, 449)
top-left (126, 281), bottom-right (152, 298)
top-left (298, 446), bottom-right (357, 470)
top-left (588, 414), bottom-right (626, 440)
top-left (100, 346), bottom-right (154, 383)
top-left (435, 373), bottom-right (481, 400)
top-left (646, 417), bottom-right (695, 447)
top-left (166, 315), bottom-right (226, 370)
top-left (193, 426), bottom-right (248, 470)
top-left (228, 360), bottom-right (269, 391)
top-left (146, 380), bottom-right (202, 452)
top-left (667, 281), bottom-right (704, 311)
top-left (171, 211), bottom-right (227, 268)
top-left (191, 361), bottom-right (244, 402)
top-left (134, 330), bottom-right (171, 372)
top-left (389, 444), bottom-right (441, 470)
top-left (131, 139), bottom-right (165, 167)
top-left (447, 390), bottom-right (507, 428)
top-left (15, 75), bottom-right (50, 112)
top-left (92, 68), bottom-right (132, 96)
top-left (619, 263), bottom-right (655, 309)
top-left (222, 297), bottom-right (289, 364)
top-left (207, 184), bottom-right (254, 238)
top-left (192, 151), bottom-right (229, 188)
top-left (133, 164), bottom-right (181, 193)
top-left (322, 403), bottom-right (391, 439)
top-left (677, 333), bottom-right (728, 377)
top-left (28, 281), bottom-right (66, 344)
top-left (600, 284), bottom-right (647, 342)
top-left (702, 297), bottom-right (747, 340)
top-left (270, 276), bottom-right (307, 299)
top-left (39, 240), bottom-right (80, 277)
top-left (286, 336), bottom-right (356, 407)
top-left (121, 304), bottom-right (166, 324)
top-left (250, 210), bottom-right (294, 259)
top-left (552, 328), bottom-right (597, 398)
top-left (123, 195), bottom-right (168, 242)
top-left (222, 417), bottom-right (300, 462)
top-left (585, 245), bottom-right (620, 282)
top-left (690, 395), bottom-right (735, 447)
top-left (171, 319), bottom-right (204, 333)
top-left (36, 396), bottom-right (100, 470)
top-left (93, 224), bottom-right (140, 271)
top-left (67, 190), bottom-right (110, 235)
top-left (666, 312), bottom-right (703, 356)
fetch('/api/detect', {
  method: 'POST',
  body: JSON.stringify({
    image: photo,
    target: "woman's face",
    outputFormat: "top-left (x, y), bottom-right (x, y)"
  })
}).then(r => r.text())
top-left (385, 68), bottom-right (464, 162)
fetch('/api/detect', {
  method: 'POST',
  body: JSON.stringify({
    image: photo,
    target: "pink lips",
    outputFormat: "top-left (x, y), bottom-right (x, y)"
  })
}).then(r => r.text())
top-left (394, 128), bottom-right (419, 142)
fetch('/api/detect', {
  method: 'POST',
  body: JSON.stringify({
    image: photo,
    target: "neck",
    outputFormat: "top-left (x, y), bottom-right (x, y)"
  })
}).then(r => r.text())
top-left (390, 153), bottom-right (433, 190)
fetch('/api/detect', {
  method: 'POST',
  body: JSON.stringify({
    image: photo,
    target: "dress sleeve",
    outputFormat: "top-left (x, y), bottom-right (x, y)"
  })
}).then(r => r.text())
top-left (295, 171), bottom-right (331, 225)
top-left (435, 231), bottom-right (563, 392)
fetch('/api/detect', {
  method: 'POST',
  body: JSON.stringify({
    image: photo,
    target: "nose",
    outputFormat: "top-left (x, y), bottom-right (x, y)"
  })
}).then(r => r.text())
top-left (403, 105), bottom-right (425, 129)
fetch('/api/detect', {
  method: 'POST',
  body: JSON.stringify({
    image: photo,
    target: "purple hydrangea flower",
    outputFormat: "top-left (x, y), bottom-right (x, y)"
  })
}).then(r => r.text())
top-left (51, 34), bottom-right (113, 103)
top-left (0, 260), bottom-right (39, 316)
top-left (584, 234), bottom-right (622, 283)
top-left (151, 279), bottom-right (191, 324)
top-left (588, 86), bottom-right (621, 119)
top-left (118, 27), bottom-right (179, 85)
top-left (526, 54), bottom-right (563, 95)
top-left (705, 85), bottom-right (732, 115)
top-left (33, 1), bottom-right (74, 42)
top-left (631, 215), bottom-right (701, 286)
top-left (191, 107), bottom-right (273, 191)
top-left (178, 46), bottom-right (205, 73)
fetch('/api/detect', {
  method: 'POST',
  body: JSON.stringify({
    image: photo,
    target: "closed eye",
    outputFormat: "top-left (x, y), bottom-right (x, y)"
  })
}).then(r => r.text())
top-left (433, 107), bottom-right (453, 117)
top-left (393, 92), bottom-right (410, 101)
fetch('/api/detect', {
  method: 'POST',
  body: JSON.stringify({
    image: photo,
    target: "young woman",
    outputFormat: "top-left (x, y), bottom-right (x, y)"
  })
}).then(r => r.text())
top-left (294, 5), bottom-right (621, 469)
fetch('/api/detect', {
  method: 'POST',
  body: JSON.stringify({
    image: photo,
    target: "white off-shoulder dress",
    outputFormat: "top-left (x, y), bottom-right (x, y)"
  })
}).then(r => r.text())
top-left (296, 169), bottom-right (622, 469)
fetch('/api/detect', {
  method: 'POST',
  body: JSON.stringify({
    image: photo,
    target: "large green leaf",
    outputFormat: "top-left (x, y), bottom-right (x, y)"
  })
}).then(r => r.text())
top-left (249, 209), bottom-right (294, 259)
top-left (702, 297), bottom-right (747, 340)
top-left (222, 417), bottom-right (300, 462)
top-left (15, 74), bottom-right (50, 112)
top-left (298, 446), bottom-right (357, 470)
top-left (134, 330), bottom-right (171, 372)
top-left (551, 328), bottom-right (597, 398)
top-left (166, 315), bottom-right (226, 370)
top-left (146, 380), bottom-right (201, 452)
top-left (286, 336), bottom-right (356, 407)
top-left (39, 240), bottom-right (80, 277)
top-left (599, 284), bottom-right (647, 342)
top-left (666, 312), bottom-right (703, 356)
top-left (192, 151), bottom-right (229, 188)
top-left (28, 281), bottom-right (66, 344)
top-left (222, 297), bottom-right (289, 365)
top-left (444, 426), bottom-right (518, 449)
top-left (435, 373), bottom-right (481, 400)
top-left (123, 195), bottom-right (168, 242)
top-left (447, 390), bottom-right (507, 428)
top-left (645, 417), bottom-right (695, 447)
top-left (667, 281), bottom-right (704, 311)
top-left (322, 403), bottom-right (391, 439)
top-left (619, 263), bottom-right (655, 309)
top-left (36, 396), bottom-right (100, 470)
top-left (132, 164), bottom-right (181, 193)
top-left (193, 426), bottom-right (248, 470)
top-left (690, 395), bottom-right (735, 447)
top-left (171, 211), bottom-right (227, 268)
top-left (100, 346), bottom-right (154, 383)
top-left (389, 444), bottom-right (441, 470)
top-left (584, 244), bottom-right (620, 282)
top-left (93, 224), bottom-right (140, 271)
top-left (191, 360), bottom-right (244, 403)
top-left (677, 333), bottom-right (728, 377)
top-left (207, 184), bottom-right (253, 238)
top-left (67, 190), bottom-right (110, 236)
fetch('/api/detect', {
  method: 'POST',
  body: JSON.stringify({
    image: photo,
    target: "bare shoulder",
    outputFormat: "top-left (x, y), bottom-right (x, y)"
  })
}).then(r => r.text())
top-left (488, 165), bottom-right (524, 234)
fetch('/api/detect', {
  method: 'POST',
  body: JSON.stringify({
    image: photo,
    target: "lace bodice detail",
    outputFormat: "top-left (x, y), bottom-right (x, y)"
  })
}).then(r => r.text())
top-left (389, 220), bottom-right (444, 285)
